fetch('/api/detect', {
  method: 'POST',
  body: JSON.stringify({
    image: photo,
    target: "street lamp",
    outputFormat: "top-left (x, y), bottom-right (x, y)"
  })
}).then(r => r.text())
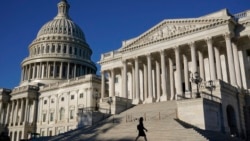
top-left (92, 90), bottom-right (100, 111)
top-left (107, 97), bottom-right (113, 114)
top-left (191, 72), bottom-right (202, 98)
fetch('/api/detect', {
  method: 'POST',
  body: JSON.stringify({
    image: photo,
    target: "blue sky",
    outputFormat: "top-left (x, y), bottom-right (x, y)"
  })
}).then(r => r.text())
top-left (0, 0), bottom-right (249, 89)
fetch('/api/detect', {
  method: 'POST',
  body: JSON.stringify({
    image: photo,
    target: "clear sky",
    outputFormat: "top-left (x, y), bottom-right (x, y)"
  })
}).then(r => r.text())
top-left (0, 0), bottom-right (249, 89)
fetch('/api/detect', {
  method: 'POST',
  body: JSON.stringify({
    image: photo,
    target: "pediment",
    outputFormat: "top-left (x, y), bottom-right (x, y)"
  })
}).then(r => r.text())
top-left (121, 17), bottom-right (228, 50)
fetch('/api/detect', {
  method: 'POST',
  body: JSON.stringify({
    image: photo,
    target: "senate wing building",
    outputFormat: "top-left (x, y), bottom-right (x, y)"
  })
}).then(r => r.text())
top-left (98, 7), bottom-right (250, 139)
top-left (1, 0), bottom-right (250, 140)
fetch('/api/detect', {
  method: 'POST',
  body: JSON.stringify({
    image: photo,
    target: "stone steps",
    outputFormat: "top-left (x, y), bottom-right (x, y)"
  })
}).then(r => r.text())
top-left (43, 101), bottom-right (243, 141)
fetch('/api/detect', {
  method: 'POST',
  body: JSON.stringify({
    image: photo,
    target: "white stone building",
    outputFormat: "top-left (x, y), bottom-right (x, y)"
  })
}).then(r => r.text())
top-left (0, 0), bottom-right (102, 140)
top-left (1, 0), bottom-right (250, 140)
top-left (99, 9), bottom-right (250, 138)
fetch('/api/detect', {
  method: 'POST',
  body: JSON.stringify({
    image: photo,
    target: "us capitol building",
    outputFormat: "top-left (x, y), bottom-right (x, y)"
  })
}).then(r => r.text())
top-left (1, 0), bottom-right (250, 140)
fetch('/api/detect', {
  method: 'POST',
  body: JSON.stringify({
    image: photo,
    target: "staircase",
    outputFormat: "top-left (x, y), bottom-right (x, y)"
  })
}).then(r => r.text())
top-left (40, 101), bottom-right (243, 141)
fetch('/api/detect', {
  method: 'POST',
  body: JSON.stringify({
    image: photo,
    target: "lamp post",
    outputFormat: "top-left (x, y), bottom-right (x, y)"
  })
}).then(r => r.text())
top-left (92, 90), bottom-right (100, 111)
top-left (191, 72), bottom-right (202, 98)
top-left (206, 80), bottom-right (215, 100)
top-left (107, 97), bottom-right (113, 114)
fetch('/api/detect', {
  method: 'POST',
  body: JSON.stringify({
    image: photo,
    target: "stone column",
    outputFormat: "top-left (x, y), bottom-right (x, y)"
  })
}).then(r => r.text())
top-left (32, 64), bottom-right (36, 79)
top-left (10, 100), bottom-right (15, 125)
top-left (206, 37), bottom-right (216, 80)
top-left (48, 62), bottom-right (51, 78)
top-left (33, 99), bottom-right (38, 124)
top-left (110, 69), bottom-right (115, 97)
top-left (160, 50), bottom-right (167, 101)
top-left (27, 64), bottom-right (31, 80)
top-left (133, 57), bottom-right (141, 104)
top-left (143, 63), bottom-right (148, 102)
top-left (74, 64), bottom-right (77, 78)
top-left (15, 100), bottom-right (20, 125)
top-left (169, 58), bottom-right (175, 100)
top-left (123, 60), bottom-right (128, 98)
top-left (175, 46), bottom-right (183, 98)
top-left (183, 54), bottom-right (190, 94)
top-left (52, 62), bottom-right (55, 78)
top-left (60, 62), bottom-right (63, 79)
top-left (5, 103), bottom-right (10, 124)
top-left (232, 42), bottom-right (242, 87)
top-left (146, 53), bottom-right (153, 103)
top-left (101, 71), bottom-right (105, 99)
top-left (19, 99), bottom-right (24, 125)
top-left (156, 60), bottom-right (161, 102)
top-left (198, 50), bottom-right (205, 80)
top-left (41, 63), bottom-right (44, 78)
top-left (214, 47), bottom-right (222, 80)
top-left (190, 42), bottom-right (197, 73)
top-left (67, 62), bottom-right (70, 79)
top-left (24, 98), bottom-right (29, 123)
top-left (224, 33), bottom-right (236, 85)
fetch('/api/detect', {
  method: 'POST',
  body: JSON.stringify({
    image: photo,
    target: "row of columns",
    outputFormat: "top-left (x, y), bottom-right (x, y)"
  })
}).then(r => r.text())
top-left (21, 62), bottom-right (94, 82)
top-left (30, 43), bottom-right (90, 60)
top-left (101, 33), bottom-right (243, 103)
top-left (1, 98), bottom-right (32, 126)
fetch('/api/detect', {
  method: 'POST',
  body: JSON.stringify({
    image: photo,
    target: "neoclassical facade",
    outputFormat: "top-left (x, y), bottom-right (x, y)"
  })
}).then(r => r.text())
top-left (99, 9), bottom-right (250, 137)
top-left (0, 0), bottom-right (101, 140)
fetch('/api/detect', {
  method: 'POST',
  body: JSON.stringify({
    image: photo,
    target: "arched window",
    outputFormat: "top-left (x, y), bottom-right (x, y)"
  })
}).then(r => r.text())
top-left (59, 107), bottom-right (65, 120)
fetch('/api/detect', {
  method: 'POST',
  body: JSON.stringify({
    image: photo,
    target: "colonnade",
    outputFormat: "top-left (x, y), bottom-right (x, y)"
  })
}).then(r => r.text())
top-left (3, 98), bottom-right (34, 126)
top-left (101, 33), bottom-right (243, 103)
top-left (21, 62), bottom-right (95, 82)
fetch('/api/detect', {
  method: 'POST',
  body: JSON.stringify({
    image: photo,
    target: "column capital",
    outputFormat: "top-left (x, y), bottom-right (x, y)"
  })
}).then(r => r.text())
top-left (189, 42), bottom-right (195, 47)
top-left (172, 45), bottom-right (180, 51)
top-left (205, 36), bottom-right (213, 44)
top-left (224, 32), bottom-right (232, 40)
top-left (160, 50), bottom-right (165, 55)
top-left (145, 53), bottom-right (151, 57)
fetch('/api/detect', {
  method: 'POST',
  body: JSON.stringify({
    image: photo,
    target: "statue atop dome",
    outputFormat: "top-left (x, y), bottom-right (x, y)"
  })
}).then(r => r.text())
top-left (54, 0), bottom-right (71, 20)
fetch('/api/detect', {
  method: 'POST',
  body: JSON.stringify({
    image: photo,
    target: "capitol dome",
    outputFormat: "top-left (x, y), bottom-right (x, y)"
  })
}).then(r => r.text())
top-left (20, 0), bottom-right (97, 86)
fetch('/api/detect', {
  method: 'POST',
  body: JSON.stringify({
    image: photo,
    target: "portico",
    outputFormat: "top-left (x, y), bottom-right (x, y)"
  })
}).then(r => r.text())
top-left (99, 11), bottom-right (244, 104)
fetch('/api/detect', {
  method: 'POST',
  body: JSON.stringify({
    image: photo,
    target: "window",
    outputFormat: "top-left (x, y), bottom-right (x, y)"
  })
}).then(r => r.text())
top-left (43, 113), bottom-right (46, 122)
top-left (70, 109), bottom-right (74, 119)
top-left (51, 99), bottom-right (54, 104)
top-left (59, 108), bottom-right (65, 120)
top-left (61, 97), bottom-right (64, 101)
top-left (115, 77), bottom-right (119, 83)
top-left (80, 93), bottom-right (83, 98)
top-left (50, 112), bottom-right (54, 121)
top-left (71, 95), bottom-right (74, 100)
top-left (44, 100), bottom-right (47, 105)
top-left (69, 47), bottom-right (72, 54)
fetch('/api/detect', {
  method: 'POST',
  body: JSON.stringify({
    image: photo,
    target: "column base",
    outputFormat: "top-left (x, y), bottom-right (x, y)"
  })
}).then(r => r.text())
top-left (160, 95), bottom-right (168, 101)
top-left (145, 97), bottom-right (154, 103)
top-left (132, 99), bottom-right (141, 105)
top-left (184, 91), bottom-right (192, 98)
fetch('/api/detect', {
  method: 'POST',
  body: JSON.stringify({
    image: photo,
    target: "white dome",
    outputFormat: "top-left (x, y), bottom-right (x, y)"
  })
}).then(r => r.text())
top-left (36, 0), bottom-right (85, 41)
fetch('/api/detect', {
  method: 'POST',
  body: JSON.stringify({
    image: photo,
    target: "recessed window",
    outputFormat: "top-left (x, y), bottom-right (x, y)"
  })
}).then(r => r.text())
top-left (71, 95), bottom-right (74, 100)
top-left (44, 100), bottom-right (47, 105)
top-left (80, 93), bottom-right (83, 98)
top-left (51, 99), bottom-right (54, 103)
top-left (50, 112), bottom-right (54, 121)
top-left (115, 77), bottom-right (119, 83)
top-left (61, 97), bottom-right (64, 101)
top-left (43, 113), bottom-right (46, 122)
top-left (70, 109), bottom-right (74, 119)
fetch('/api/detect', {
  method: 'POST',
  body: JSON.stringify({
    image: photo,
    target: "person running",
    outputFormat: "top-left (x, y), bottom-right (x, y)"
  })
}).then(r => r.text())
top-left (135, 117), bottom-right (148, 141)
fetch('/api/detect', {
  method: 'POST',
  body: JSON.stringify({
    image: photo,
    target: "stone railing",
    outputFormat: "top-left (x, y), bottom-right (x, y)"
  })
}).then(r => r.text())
top-left (12, 85), bottom-right (39, 93)
top-left (101, 50), bottom-right (121, 60)
top-left (40, 74), bottom-right (100, 91)
top-left (234, 10), bottom-right (250, 20)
